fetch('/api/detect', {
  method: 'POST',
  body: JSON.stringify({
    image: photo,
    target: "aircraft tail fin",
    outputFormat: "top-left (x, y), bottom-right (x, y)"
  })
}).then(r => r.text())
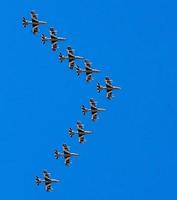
top-left (68, 128), bottom-right (74, 137)
top-left (35, 176), bottom-right (41, 185)
top-left (59, 52), bottom-right (65, 62)
top-left (41, 34), bottom-right (47, 44)
top-left (97, 83), bottom-right (103, 93)
top-left (81, 105), bottom-right (88, 115)
top-left (76, 65), bottom-right (82, 76)
top-left (22, 17), bottom-right (28, 27)
top-left (54, 150), bottom-right (61, 159)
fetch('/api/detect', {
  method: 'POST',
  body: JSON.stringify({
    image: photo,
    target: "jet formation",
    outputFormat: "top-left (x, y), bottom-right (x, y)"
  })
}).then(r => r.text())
top-left (22, 10), bottom-right (121, 192)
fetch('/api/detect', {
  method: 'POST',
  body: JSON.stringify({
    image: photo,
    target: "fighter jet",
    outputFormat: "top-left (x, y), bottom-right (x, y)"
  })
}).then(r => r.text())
top-left (54, 143), bottom-right (79, 166)
top-left (41, 27), bottom-right (66, 51)
top-left (68, 121), bottom-right (92, 144)
top-left (59, 46), bottom-right (84, 69)
top-left (81, 98), bottom-right (106, 121)
top-left (76, 60), bottom-right (100, 82)
top-left (35, 170), bottom-right (59, 192)
top-left (97, 77), bottom-right (121, 100)
top-left (22, 10), bottom-right (47, 35)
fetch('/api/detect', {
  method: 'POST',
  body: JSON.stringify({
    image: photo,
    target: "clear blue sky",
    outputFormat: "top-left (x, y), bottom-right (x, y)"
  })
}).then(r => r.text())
top-left (0, 0), bottom-right (177, 199)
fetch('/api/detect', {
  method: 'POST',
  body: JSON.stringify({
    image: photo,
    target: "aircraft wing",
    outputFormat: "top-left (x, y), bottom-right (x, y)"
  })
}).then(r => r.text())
top-left (45, 183), bottom-right (52, 192)
top-left (69, 58), bottom-right (75, 69)
top-left (84, 60), bottom-right (93, 81)
top-left (49, 27), bottom-right (57, 36)
top-left (51, 42), bottom-right (58, 51)
top-left (91, 111), bottom-right (97, 121)
top-left (31, 11), bottom-right (38, 20)
top-left (78, 134), bottom-right (85, 144)
top-left (50, 28), bottom-right (58, 50)
top-left (106, 89), bottom-right (113, 100)
top-left (105, 77), bottom-right (113, 88)
top-left (32, 25), bottom-right (38, 34)
top-left (86, 73), bottom-right (92, 81)
top-left (62, 143), bottom-right (70, 153)
top-left (43, 170), bottom-right (51, 179)
top-left (84, 60), bottom-right (92, 70)
top-left (63, 144), bottom-right (71, 165)
top-left (67, 47), bottom-right (75, 69)
top-left (67, 46), bottom-right (75, 56)
top-left (77, 121), bottom-right (84, 129)
top-left (30, 11), bottom-right (39, 34)
top-left (89, 99), bottom-right (97, 109)
top-left (64, 156), bottom-right (70, 166)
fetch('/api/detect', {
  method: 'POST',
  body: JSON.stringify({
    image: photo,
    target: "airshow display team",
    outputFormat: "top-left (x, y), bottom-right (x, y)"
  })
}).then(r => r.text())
top-left (22, 10), bottom-right (121, 192)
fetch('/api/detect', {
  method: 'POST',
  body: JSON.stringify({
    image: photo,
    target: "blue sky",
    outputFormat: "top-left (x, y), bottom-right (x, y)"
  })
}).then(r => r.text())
top-left (0, 0), bottom-right (177, 199)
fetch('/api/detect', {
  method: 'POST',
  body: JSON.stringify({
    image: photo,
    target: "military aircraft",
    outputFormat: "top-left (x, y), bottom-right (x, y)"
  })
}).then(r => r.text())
top-left (97, 77), bottom-right (121, 100)
top-left (68, 121), bottom-right (92, 144)
top-left (81, 98), bottom-right (106, 121)
top-left (41, 27), bottom-right (66, 51)
top-left (76, 60), bottom-right (100, 82)
top-left (35, 170), bottom-right (59, 192)
top-left (22, 10), bottom-right (47, 35)
top-left (54, 143), bottom-right (79, 166)
top-left (59, 46), bottom-right (84, 69)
